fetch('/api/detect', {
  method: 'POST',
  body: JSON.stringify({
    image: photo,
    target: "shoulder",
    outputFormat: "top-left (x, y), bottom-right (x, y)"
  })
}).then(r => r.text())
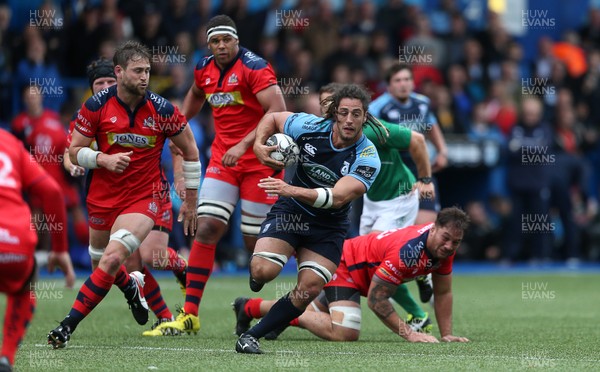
top-left (146, 90), bottom-right (175, 117)
top-left (83, 85), bottom-right (117, 112)
top-left (239, 47), bottom-right (270, 71)
top-left (195, 55), bottom-right (215, 72)
top-left (355, 136), bottom-right (378, 158)
top-left (410, 92), bottom-right (431, 105)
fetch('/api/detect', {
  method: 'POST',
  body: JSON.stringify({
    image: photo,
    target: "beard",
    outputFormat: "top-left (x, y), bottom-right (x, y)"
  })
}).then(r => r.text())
top-left (122, 79), bottom-right (146, 97)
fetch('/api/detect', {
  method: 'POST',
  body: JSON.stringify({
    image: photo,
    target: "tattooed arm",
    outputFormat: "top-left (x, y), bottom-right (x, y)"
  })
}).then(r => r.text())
top-left (367, 276), bottom-right (439, 342)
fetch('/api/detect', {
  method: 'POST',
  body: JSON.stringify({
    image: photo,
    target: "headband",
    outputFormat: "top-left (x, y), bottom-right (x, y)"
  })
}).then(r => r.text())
top-left (206, 25), bottom-right (238, 42)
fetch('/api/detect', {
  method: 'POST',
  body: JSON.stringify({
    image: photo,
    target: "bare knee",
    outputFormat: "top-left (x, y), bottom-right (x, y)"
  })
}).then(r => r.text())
top-left (195, 218), bottom-right (226, 244)
top-left (250, 259), bottom-right (281, 283)
top-left (99, 251), bottom-right (123, 273)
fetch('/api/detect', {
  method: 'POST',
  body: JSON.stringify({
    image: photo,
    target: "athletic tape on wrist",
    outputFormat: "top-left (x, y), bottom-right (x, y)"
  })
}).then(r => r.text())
top-left (76, 147), bottom-right (101, 169)
top-left (182, 160), bottom-right (201, 189)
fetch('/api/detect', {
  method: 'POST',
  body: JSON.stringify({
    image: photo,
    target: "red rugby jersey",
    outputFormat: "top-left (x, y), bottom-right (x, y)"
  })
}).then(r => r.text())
top-left (0, 129), bottom-right (68, 253)
top-left (11, 109), bottom-right (60, 141)
top-left (194, 47), bottom-right (277, 164)
top-left (74, 85), bottom-right (186, 207)
top-left (342, 223), bottom-right (454, 296)
top-left (25, 113), bottom-right (69, 188)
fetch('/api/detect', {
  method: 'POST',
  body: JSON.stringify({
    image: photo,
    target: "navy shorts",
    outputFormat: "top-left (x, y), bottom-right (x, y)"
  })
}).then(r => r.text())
top-left (258, 198), bottom-right (350, 266)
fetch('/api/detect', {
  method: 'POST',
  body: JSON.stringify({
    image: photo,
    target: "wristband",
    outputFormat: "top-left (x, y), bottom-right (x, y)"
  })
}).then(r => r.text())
top-left (312, 187), bottom-right (333, 209)
top-left (182, 160), bottom-right (201, 189)
top-left (76, 147), bottom-right (101, 169)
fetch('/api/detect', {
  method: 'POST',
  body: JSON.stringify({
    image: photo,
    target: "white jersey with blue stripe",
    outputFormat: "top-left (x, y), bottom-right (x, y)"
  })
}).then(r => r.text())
top-left (282, 112), bottom-right (381, 217)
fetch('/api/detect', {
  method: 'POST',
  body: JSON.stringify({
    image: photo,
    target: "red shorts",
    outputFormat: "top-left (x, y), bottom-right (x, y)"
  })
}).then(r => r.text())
top-left (204, 157), bottom-right (283, 205)
top-left (325, 258), bottom-right (360, 292)
top-left (0, 250), bottom-right (35, 294)
top-left (153, 199), bottom-right (173, 233)
top-left (87, 198), bottom-right (160, 231)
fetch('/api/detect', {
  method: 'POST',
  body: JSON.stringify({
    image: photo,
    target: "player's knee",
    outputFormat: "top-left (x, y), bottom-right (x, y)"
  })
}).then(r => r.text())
top-left (298, 261), bottom-right (333, 285)
top-left (195, 217), bottom-right (227, 243)
top-left (109, 229), bottom-right (141, 256)
top-left (330, 306), bottom-right (362, 340)
top-left (251, 252), bottom-right (288, 282)
top-left (296, 281), bottom-right (324, 304)
top-left (99, 251), bottom-right (123, 272)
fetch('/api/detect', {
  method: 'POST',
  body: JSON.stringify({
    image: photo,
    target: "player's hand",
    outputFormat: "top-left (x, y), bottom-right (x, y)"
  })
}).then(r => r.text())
top-left (413, 182), bottom-right (435, 201)
top-left (406, 332), bottom-right (439, 343)
top-left (254, 143), bottom-right (285, 171)
top-left (174, 176), bottom-right (186, 200)
top-left (178, 189), bottom-right (198, 236)
top-left (48, 251), bottom-right (76, 289)
top-left (222, 142), bottom-right (246, 167)
top-left (441, 335), bottom-right (470, 342)
top-left (258, 176), bottom-right (291, 197)
top-left (98, 151), bottom-right (133, 173)
top-left (69, 164), bottom-right (86, 177)
top-left (431, 153), bottom-right (447, 173)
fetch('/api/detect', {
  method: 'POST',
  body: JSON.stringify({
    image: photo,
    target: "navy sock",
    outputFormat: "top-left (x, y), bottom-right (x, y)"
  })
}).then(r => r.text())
top-left (246, 293), bottom-right (303, 339)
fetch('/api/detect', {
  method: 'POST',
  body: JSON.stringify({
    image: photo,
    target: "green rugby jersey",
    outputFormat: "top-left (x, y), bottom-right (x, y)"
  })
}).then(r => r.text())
top-left (363, 120), bottom-right (415, 201)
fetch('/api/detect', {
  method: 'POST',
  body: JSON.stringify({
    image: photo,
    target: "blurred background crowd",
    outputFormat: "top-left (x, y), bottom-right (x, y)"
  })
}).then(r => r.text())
top-left (2, 0), bottom-right (600, 269)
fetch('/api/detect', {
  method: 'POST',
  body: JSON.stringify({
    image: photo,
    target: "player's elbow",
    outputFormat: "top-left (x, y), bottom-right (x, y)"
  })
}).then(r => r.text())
top-left (410, 131), bottom-right (426, 150)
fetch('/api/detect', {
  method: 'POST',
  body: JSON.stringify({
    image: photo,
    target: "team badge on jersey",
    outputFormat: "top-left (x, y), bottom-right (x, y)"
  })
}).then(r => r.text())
top-left (148, 202), bottom-right (158, 215)
top-left (143, 116), bottom-right (156, 129)
top-left (227, 73), bottom-right (239, 85)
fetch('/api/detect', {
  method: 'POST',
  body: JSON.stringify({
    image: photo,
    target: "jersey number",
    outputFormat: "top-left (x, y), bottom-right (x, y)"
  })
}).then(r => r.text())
top-left (0, 152), bottom-right (18, 188)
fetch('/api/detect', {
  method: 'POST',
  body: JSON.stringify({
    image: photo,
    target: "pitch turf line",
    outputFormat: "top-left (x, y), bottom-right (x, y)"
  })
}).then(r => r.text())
top-left (31, 344), bottom-right (600, 363)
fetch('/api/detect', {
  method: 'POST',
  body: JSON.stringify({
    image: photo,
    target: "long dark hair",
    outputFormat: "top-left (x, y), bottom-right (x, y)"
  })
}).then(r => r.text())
top-left (320, 84), bottom-right (389, 144)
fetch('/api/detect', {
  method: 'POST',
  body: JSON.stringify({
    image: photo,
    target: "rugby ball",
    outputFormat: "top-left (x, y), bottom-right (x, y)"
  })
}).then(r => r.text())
top-left (266, 133), bottom-right (300, 168)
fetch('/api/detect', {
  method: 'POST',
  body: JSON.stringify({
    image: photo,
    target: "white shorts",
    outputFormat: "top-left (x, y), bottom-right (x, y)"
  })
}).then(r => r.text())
top-left (359, 191), bottom-right (419, 235)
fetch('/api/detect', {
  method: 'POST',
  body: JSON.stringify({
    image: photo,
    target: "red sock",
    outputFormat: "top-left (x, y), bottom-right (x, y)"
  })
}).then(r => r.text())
top-left (245, 298), bottom-right (263, 319)
top-left (2, 290), bottom-right (35, 365)
top-left (67, 267), bottom-right (114, 328)
top-left (113, 265), bottom-right (130, 291)
top-left (289, 317), bottom-right (300, 327)
top-left (74, 221), bottom-right (89, 244)
top-left (184, 241), bottom-right (216, 316)
top-left (142, 267), bottom-right (172, 319)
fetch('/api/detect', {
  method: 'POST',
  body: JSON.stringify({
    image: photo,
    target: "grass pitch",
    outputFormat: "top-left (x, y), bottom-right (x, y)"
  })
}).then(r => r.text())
top-left (4, 272), bottom-right (599, 371)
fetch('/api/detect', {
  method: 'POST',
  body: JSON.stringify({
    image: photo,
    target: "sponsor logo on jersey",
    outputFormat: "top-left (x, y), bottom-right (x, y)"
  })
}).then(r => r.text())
top-left (417, 223), bottom-right (434, 234)
top-left (149, 93), bottom-right (167, 110)
top-left (161, 210), bottom-right (171, 222)
top-left (385, 260), bottom-right (401, 277)
top-left (378, 268), bottom-right (401, 284)
top-left (110, 116), bottom-right (117, 123)
top-left (340, 161), bottom-right (350, 176)
top-left (205, 91), bottom-right (244, 107)
top-left (205, 77), bottom-right (211, 85)
top-left (303, 143), bottom-right (317, 156)
top-left (227, 73), bottom-right (239, 85)
top-left (354, 165), bottom-right (376, 179)
top-left (301, 163), bottom-right (339, 187)
top-left (359, 145), bottom-right (376, 158)
top-left (244, 51), bottom-right (260, 62)
top-left (107, 132), bottom-right (157, 148)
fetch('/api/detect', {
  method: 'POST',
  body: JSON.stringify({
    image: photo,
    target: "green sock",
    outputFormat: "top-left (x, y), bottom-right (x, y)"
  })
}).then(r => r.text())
top-left (391, 284), bottom-right (426, 318)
